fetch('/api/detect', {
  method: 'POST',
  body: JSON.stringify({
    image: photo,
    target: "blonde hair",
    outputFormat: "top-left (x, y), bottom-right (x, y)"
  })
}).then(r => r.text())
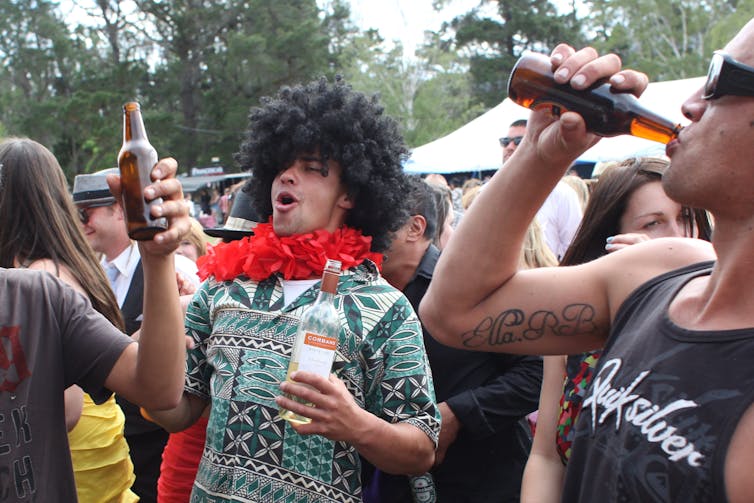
top-left (560, 175), bottom-right (590, 212)
top-left (461, 178), bottom-right (482, 194)
top-left (185, 217), bottom-right (214, 258)
top-left (520, 219), bottom-right (558, 270)
top-left (462, 185), bottom-right (482, 210)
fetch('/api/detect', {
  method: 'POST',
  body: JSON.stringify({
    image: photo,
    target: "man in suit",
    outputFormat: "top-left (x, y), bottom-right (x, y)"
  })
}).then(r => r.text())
top-left (73, 168), bottom-right (200, 502)
top-left (363, 176), bottom-right (541, 502)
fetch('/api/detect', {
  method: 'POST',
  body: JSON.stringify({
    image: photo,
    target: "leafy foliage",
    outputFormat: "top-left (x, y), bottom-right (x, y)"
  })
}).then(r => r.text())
top-left (0, 0), bottom-right (750, 181)
top-left (451, 0), bottom-right (585, 107)
top-left (585, 0), bottom-right (737, 80)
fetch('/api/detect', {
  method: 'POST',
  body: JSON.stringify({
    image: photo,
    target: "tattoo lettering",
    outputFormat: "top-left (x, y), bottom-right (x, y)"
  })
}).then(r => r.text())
top-left (462, 309), bottom-right (524, 348)
top-left (556, 304), bottom-right (597, 337)
top-left (461, 303), bottom-right (597, 348)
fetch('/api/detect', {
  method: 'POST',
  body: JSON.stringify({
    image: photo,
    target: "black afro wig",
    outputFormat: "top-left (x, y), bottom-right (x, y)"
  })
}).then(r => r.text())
top-left (235, 76), bottom-right (410, 252)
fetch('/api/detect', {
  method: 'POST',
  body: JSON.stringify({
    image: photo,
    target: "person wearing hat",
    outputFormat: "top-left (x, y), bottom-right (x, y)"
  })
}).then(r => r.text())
top-left (156, 188), bottom-right (259, 502)
top-left (202, 187), bottom-right (260, 241)
top-left (73, 168), bottom-right (201, 503)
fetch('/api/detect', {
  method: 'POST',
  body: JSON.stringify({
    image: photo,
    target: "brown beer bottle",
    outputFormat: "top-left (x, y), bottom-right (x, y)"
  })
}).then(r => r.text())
top-left (117, 101), bottom-right (167, 240)
top-left (507, 52), bottom-right (681, 143)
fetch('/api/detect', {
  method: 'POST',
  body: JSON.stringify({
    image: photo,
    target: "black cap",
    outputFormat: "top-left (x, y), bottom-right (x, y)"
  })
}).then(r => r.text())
top-left (72, 168), bottom-right (119, 208)
top-left (203, 189), bottom-right (260, 240)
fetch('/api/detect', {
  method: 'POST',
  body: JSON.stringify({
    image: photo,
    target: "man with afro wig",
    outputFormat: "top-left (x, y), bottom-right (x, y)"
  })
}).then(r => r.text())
top-left (146, 77), bottom-right (440, 503)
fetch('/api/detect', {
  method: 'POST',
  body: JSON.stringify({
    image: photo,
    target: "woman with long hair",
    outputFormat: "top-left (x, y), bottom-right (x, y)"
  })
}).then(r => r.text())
top-left (0, 137), bottom-right (138, 502)
top-left (521, 157), bottom-right (712, 502)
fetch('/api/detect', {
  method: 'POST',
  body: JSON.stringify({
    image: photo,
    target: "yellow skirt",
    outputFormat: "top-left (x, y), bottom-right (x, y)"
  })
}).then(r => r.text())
top-left (68, 393), bottom-right (139, 503)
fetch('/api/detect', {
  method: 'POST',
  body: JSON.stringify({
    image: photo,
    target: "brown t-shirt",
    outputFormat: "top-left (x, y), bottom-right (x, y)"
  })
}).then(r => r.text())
top-left (0, 268), bottom-right (132, 502)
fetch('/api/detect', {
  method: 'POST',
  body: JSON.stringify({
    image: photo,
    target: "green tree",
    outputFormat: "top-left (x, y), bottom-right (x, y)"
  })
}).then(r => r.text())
top-left (585, 0), bottom-right (737, 80)
top-left (450, 0), bottom-right (585, 107)
top-left (0, 0), bottom-right (78, 149)
top-left (706, 0), bottom-right (754, 52)
top-left (132, 0), bottom-right (332, 173)
top-left (332, 19), bottom-right (483, 149)
top-left (0, 0), bottom-right (148, 178)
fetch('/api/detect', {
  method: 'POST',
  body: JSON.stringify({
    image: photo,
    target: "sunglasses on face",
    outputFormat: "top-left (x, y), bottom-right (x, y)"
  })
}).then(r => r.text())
top-left (499, 136), bottom-right (523, 147)
top-left (78, 208), bottom-right (91, 225)
top-left (703, 51), bottom-right (754, 100)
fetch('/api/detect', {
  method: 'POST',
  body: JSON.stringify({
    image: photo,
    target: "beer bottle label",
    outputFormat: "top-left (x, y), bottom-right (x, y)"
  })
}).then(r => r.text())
top-left (410, 473), bottom-right (437, 503)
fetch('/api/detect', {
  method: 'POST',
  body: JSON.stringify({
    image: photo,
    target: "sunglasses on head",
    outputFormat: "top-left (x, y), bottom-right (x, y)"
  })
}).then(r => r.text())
top-left (499, 136), bottom-right (523, 147)
top-left (703, 51), bottom-right (754, 100)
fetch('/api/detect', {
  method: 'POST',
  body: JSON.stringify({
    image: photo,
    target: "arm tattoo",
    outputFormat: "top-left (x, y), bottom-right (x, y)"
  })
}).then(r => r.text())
top-left (461, 304), bottom-right (597, 348)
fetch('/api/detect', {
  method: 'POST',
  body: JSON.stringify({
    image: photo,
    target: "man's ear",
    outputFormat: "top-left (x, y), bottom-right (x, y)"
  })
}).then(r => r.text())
top-left (337, 192), bottom-right (355, 210)
top-left (406, 214), bottom-right (427, 242)
top-left (111, 203), bottom-right (128, 223)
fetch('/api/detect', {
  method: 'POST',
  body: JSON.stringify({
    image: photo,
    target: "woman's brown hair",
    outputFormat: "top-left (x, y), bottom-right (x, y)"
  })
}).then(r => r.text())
top-left (0, 138), bottom-right (124, 330)
top-left (560, 157), bottom-right (712, 267)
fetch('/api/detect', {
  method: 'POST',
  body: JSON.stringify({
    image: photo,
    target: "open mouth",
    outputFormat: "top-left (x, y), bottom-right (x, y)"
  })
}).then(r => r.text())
top-left (275, 191), bottom-right (298, 210)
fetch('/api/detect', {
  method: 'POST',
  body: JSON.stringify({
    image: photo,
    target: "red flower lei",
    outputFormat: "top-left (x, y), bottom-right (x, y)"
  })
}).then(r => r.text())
top-left (197, 221), bottom-right (383, 282)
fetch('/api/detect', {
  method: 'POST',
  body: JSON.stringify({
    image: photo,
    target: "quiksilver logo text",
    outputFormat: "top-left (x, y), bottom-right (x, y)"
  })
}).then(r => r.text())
top-left (583, 358), bottom-right (704, 467)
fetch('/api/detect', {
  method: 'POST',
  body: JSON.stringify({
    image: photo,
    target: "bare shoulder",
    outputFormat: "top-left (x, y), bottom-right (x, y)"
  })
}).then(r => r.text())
top-left (25, 258), bottom-right (58, 274)
top-left (25, 259), bottom-right (85, 294)
top-left (591, 237), bottom-right (715, 318)
top-left (725, 401), bottom-right (754, 503)
top-left (602, 237), bottom-right (714, 270)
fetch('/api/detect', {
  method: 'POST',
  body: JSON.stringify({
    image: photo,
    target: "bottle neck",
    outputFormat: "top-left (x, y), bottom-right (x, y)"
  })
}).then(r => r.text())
top-left (315, 289), bottom-right (336, 305)
top-left (319, 271), bottom-right (339, 296)
top-left (123, 103), bottom-right (149, 143)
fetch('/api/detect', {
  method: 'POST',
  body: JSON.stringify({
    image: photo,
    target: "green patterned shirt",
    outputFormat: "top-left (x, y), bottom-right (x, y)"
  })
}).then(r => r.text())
top-left (184, 261), bottom-right (440, 502)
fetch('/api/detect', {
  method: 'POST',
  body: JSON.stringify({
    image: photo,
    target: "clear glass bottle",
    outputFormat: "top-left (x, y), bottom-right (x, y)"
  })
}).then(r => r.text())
top-left (507, 51), bottom-right (681, 144)
top-left (117, 101), bottom-right (167, 240)
top-left (279, 259), bottom-right (342, 424)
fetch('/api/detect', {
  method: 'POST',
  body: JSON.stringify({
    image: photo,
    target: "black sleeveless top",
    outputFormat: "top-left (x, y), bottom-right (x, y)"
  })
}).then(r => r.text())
top-left (563, 261), bottom-right (754, 502)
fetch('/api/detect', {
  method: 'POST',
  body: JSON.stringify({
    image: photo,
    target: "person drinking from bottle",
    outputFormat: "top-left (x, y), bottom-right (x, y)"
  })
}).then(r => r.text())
top-left (421, 24), bottom-right (754, 503)
top-left (144, 77), bottom-right (440, 503)
top-left (520, 157), bottom-right (712, 503)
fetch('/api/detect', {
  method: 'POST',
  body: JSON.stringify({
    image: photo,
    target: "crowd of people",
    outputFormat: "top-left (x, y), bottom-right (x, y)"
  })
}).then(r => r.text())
top-left (1, 17), bottom-right (753, 503)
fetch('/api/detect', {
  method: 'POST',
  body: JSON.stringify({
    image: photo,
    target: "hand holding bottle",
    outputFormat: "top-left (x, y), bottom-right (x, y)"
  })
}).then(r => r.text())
top-left (510, 45), bottom-right (652, 170)
top-left (276, 370), bottom-right (369, 441)
top-left (105, 157), bottom-right (190, 256)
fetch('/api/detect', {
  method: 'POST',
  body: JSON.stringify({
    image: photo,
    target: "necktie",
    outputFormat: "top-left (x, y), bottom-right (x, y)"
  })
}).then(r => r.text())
top-left (104, 263), bottom-right (119, 290)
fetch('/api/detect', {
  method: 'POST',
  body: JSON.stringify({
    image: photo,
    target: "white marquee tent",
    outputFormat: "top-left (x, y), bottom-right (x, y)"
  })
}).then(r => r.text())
top-left (403, 76), bottom-right (705, 174)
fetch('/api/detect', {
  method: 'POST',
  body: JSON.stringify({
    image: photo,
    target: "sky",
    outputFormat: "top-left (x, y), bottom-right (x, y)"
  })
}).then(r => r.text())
top-left (346, 0), bottom-right (581, 58)
top-left (60, 1), bottom-right (578, 59)
top-left (346, 0), bottom-right (487, 57)
top-left (59, 0), bottom-right (479, 55)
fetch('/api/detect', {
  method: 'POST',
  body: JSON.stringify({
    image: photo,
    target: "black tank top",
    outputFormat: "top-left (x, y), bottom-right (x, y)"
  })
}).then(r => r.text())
top-left (563, 261), bottom-right (754, 502)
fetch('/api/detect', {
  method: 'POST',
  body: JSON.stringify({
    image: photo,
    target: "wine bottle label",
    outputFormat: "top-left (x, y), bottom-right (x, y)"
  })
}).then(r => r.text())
top-left (298, 332), bottom-right (337, 377)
